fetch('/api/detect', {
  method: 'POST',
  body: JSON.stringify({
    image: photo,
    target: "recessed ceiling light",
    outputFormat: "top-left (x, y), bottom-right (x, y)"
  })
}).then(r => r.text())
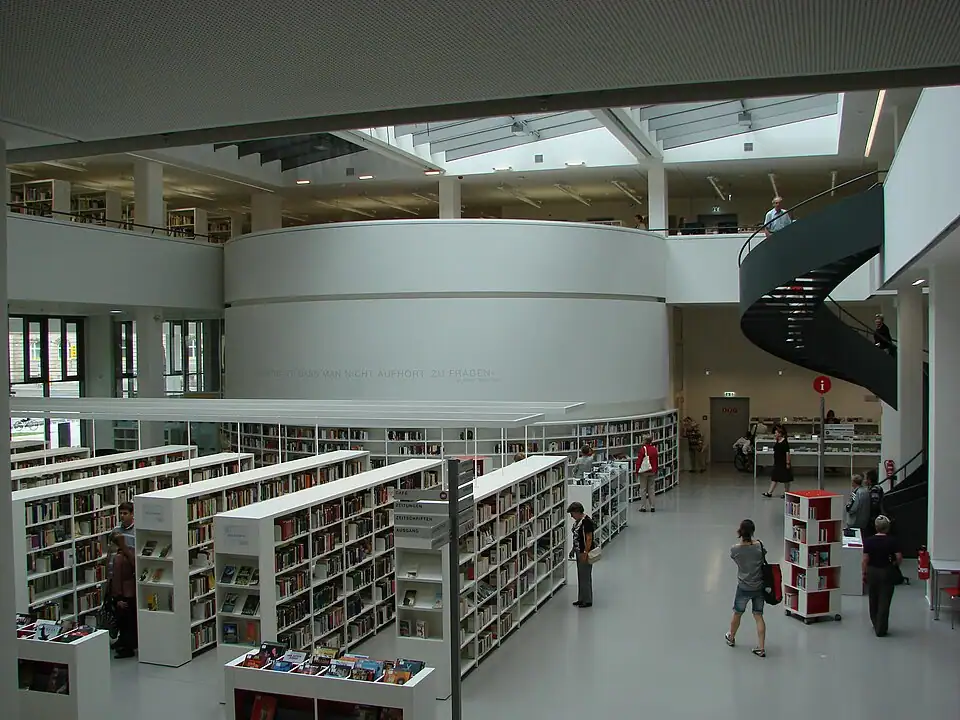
top-left (110, 310), bottom-right (123, 314)
top-left (493, 166), bottom-right (513, 172)
top-left (358, 174), bottom-right (374, 180)
top-left (912, 278), bottom-right (926, 286)
top-left (295, 179), bottom-right (310, 185)
top-left (565, 161), bottom-right (585, 167)
top-left (423, 170), bottom-right (442, 176)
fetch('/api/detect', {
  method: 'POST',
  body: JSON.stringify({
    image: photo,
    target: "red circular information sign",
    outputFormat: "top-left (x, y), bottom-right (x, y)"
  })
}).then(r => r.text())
top-left (813, 376), bottom-right (832, 394)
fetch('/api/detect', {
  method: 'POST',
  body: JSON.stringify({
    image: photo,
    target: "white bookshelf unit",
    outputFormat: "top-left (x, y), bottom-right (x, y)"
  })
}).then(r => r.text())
top-left (12, 446), bottom-right (92, 471)
top-left (783, 490), bottom-right (844, 624)
top-left (214, 459), bottom-right (443, 671)
top-left (752, 417), bottom-right (881, 476)
top-left (456, 456), bottom-right (567, 678)
top-left (12, 438), bottom-right (47, 454)
top-left (12, 452), bottom-right (254, 624)
top-left (17, 628), bottom-right (111, 720)
top-left (224, 655), bottom-right (437, 720)
top-left (133, 451), bottom-right (370, 667)
top-left (167, 207), bottom-right (208, 239)
top-left (11, 444), bottom-right (195, 491)
top-left (9, 178), bottom-right (71, 218)
top-left (566, 459), bottom-right (629, 555)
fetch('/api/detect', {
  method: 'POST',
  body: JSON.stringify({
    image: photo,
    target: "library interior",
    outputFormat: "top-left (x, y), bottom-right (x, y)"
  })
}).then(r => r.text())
top-left (3, 4), bottom-right (960, 719)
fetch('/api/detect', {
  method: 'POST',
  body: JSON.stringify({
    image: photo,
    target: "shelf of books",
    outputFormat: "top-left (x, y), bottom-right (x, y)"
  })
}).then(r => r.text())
top-left (225, 649), bottom-right (436, 720)
top-left (167, 207), bottom-right (208, 239)
top-left (752, 417), bottom-right (881, 476)
top-left (566, 459), bottom-right (629, 555)
top-left (133, 451), bottom-right (370, 667)
top-left (207, 215), bottom-right (234, 244)
top-left (12, 452), bottom-right (254, 625)
top-left (453, 456), bottom-right (567, 679)
top-left (12, 446), bottom-right (92, 471)
top-left (9, 178), bottom-right (71, 218)
top-left (783, 490), bottom-right (844, 624)
top-left (17, 620), bottom-right (111, 720)
top-left (12, 438), bottom-right (48, 454)
top-left (11, 444), bottom-right (196, 491)
top-left (213, 459), bottom-right (443, 676)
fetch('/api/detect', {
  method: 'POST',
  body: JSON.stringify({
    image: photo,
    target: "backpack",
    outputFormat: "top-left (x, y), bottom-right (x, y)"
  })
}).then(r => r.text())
top-left (758, 541), bottom-right (783, 606)
top-left (869, 485), bottom-right (883, 517)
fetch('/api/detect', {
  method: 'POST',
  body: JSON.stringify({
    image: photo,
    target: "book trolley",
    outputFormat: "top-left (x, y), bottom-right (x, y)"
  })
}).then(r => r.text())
top-left (12, 452), bottom-right (254, 625)
top-left (17, 623), bottom-right (111, 720)
top-left (11, 444), bottom-right (195, 490)
top-left (566, 459), bottom-right (629, 556)
top-left (12, 446), bottom-right (92, 470)
top-left (783, 490), bottom-right (844, 624)
top-left (134, 451), bottom-right (370, 667)
top-left (213, 459), bottom-right (443, 676)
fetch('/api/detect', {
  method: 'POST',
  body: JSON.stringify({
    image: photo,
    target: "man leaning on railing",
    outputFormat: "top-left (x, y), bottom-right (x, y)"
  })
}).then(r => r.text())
top-left (762, 196), bottom-right (793, 237)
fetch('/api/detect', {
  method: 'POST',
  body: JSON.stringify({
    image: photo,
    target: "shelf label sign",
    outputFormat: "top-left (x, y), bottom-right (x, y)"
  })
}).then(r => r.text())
top-left (137, 499), bottom-right (170, 532)
top-left (394, 488), bottom-right (446, 501)
top-left (221, 524), bottom-right (251, 552)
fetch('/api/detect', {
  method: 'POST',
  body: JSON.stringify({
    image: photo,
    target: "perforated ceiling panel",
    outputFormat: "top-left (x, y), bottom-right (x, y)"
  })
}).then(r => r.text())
top-left (2, 0), bottom-right (960, 149)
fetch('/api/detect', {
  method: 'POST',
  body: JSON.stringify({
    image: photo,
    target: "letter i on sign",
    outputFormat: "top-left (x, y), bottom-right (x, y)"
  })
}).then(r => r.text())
top-left (813, 375), bottom-right (832, 395)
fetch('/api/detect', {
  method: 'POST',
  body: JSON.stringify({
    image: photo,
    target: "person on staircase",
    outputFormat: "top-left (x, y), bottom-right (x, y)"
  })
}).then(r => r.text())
top-left (762, 196), bottom-right (793, 237)
top-left (762, 425), bottom-right (792, 498)
top-left (873, 315), bottom-right (896, 356)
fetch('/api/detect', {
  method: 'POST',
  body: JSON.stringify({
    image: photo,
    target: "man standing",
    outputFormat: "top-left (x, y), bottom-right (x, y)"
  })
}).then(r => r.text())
top-left (873, 314), bottom-right (895, 356)
top-left (845, 475), bottom-right (872, 536)
top-left (763, 196), bottom-right (793, 237)
top-left (109, 501), bottom-right (138, 658)
top-left (682, 417), bottom-right (706, 473)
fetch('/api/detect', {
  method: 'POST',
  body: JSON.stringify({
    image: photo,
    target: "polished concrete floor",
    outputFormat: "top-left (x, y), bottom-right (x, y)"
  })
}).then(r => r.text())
top-left (110, 468), bottom-right (960, 719)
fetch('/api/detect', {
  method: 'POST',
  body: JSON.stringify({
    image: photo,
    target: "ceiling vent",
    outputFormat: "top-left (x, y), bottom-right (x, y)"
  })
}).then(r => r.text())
top-left (737, 111), bottom-right (752, 126)
top-left (510, 121), bottom-right (526, 136)
top-left (345, 167), bottom-right (355, 176)
top-left (534, 154), bottom-right (543, 164)
top-left (743, 142), bottom-right (754, 152)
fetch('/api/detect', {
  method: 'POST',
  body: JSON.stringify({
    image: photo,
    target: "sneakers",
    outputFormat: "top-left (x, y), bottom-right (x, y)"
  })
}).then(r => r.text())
top-left (724, 632), bottom-right (735, 647)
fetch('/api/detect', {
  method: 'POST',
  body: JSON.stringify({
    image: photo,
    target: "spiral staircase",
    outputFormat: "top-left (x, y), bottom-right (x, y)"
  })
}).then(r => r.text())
top-left (738, 178), bottom-right (927, 555)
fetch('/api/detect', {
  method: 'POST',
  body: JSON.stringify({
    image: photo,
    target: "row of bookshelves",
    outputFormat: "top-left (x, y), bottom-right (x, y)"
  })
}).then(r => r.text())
top-left (11, 444), bottom-right (195, 490)
top-left (12, 446), bottom-right (91, 471)
top-left (566, 460), bottom-right (629, 553)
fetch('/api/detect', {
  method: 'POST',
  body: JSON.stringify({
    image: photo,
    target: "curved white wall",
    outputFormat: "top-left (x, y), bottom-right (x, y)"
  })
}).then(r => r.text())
top-left (225, 220), bottom-right (668, 409)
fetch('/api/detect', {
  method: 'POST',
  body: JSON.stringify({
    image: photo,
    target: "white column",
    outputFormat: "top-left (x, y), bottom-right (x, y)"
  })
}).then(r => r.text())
top-left (439, 177), bottom-right (462, 219)
top-left (135, 308), bottom-right (166, 448)
top-left (105, 190), bottom-right (123, 228)
top-left (0, 136), bottom-right (21, 720)
top-left (84, 315), bottom-right (115, 450)
top-left (133, 159), bottom-right (164, 230)
top-left (251, 193), bottom-right (282, 232)
top-left (897, 285), bottom-right (925, 465)
top-left (647, 164), bottom-right (668, 235)
top-left (928, 264), bottom-right (960, 561)
top-left (51, 179), bottom-right (71, 217)
top-left (227, 211), bottom-right (245, 239)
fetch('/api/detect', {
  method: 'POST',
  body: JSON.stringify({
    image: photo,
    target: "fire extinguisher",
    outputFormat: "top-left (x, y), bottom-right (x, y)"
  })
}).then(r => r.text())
top-left (884, 459), bottom-right (896, 480)
top-left (918, 546), bottom-right (930, 581)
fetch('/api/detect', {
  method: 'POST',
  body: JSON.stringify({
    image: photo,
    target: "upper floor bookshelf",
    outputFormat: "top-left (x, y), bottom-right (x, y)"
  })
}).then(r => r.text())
top-left (12, 447), bottom-right (91, 471)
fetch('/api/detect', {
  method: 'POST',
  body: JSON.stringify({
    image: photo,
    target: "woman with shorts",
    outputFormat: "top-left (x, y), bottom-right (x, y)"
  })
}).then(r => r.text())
top-left (725, 519), bottom-right (767, 657)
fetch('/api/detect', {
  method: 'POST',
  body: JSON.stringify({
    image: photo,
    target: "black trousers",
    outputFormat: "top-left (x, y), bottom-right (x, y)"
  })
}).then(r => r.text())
top-left (114, 595), bottom-right (138, 650)
top-left (866, 566), bottom-right (895, 636)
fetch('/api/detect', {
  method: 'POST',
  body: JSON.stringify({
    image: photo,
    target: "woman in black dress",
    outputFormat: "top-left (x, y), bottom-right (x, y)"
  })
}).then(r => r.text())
top-left (762, 425), bottom-right (792, 497)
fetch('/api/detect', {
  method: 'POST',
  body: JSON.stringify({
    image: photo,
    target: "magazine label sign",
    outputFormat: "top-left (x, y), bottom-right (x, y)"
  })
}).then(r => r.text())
top-left (220, 524), bottom-right (252, 552)
top-left (394, 488), bottom-right (446, 501)
top-left (138, 499), bottom-right (170, 532)
top-left (395, 521), bottom-right (449, 539)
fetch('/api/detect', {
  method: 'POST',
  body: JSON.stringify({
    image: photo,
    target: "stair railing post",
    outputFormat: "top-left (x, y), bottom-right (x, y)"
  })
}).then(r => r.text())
top-left (818, 396), bottom-right (825, 490)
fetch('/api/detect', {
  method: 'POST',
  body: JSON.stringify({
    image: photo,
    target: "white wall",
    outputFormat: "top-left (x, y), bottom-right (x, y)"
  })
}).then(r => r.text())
top-left (8, 214), bottom-right (223, 310)
top-left (224, 220), bottom-right (669, 409)
top-left (883, 86), bottom-right (960, 282)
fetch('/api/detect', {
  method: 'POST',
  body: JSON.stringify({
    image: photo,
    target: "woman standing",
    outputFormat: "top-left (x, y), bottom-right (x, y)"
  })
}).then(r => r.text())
top-left (570, 444), bottom-right (595, 479)
top-left (635, 435), bottom-right (660, 512)
top-left (567, 502), bottom-right (595, 608)
top-left (862, 515), bottom-right (902, 637)
top-left (762, 425), bottom-right (792, 498)
top-left (725, 519), bottom-right (766, 657)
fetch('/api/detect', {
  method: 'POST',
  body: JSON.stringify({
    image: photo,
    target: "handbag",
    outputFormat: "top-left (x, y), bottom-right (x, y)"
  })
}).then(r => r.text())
top-left (637, 447), bottom-right (652, 473)
top-left (758, 541), bottom-right (783, 605)
top-left (587, 546), bottom-right (602, 564)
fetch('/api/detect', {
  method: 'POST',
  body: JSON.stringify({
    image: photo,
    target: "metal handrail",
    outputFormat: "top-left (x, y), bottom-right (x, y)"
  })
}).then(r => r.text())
top-left (6, 202), bottom-right (212, 240)
top-left (886, 448), bottom-right (925, 491)
top-left (737, 170), bottom-right (881, 266)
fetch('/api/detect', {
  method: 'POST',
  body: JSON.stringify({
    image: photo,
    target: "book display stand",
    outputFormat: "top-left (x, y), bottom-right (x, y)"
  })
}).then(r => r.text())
top-left (12, 444), bottom-right (195, 490)
top-left (12, 438), bottom-right (47, 454)
top-left (12, 446), bottom-right (92, 471)
top-left (224, 653), bottom-right (436, 720)
top-left (783, 490), bottom-right (844, 623)
top-left (12, 452), bottom-right (254, 625)
top-left (17, 626), bottom-right (111, 720)
top-left (566, 459), bottom-right (629, 556)
top-left (135, 451), bottom-right (370, 667)
top-left (213, 459), bottom-right (443, 678)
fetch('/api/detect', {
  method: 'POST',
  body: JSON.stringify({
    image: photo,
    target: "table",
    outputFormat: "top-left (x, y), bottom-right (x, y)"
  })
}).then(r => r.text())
top-left (930, 558), bottom-right (960, 620)
top-left (840, 529), bottom-right (864, 596)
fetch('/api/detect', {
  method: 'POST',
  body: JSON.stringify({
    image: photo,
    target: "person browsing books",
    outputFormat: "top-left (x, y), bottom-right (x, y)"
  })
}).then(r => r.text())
top-left (108, 501), bottom-right (138, 658)
top-left (635, 435), bottom-right (660, 512)
top-left (567, 502), bottom-right (595, 608)
top-left (725, 519), bottom-right (767, 657)
top-left (861, 515), bottom-right (902, 637)
top-left (570, 444), bottom-right (595, 479)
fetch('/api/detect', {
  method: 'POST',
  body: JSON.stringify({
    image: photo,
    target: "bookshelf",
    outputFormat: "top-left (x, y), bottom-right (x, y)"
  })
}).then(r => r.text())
top-left (207, 215), bottom-right (234, 244)
top-left (167, 207), bottom-right (208, 239)
top-left (224, 654), bottom-right (437, 720)
top-left (133, 451), bottom-right (370, 667)
top-left (17, 628), bottom-right (111, 720)
top-left (12, 452), bottom-right (254, 625)
top-left (783, 490), bottom-right (844, 624)
top-left (70, 191), bottom-right (129, 228)
top-left (752, 417), bottom-right (880, 476)
top-left (11, 444), bottom-right (195, 491)
top-left (9, 179), bottom-right (71, 218)
top-left (566, 459), bottom-right (629, 555)
top-left (12, 447), bottom-right (92, 471)
top-left (12, 439), bottom-right (47, 454)
top-left (213, 459), bottom-right (443, 673)
top-left (456, 456), bottom-right (567, 678)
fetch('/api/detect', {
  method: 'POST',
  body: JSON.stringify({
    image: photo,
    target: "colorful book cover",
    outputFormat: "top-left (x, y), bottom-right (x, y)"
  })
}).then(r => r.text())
top-left (395, 658), bottom-right (425, 676)
top-left (221, 623), bottom-right (238, 644)
top-left (219, 565), bottom-right (237, 584)
top-left (327, 658), bottom-right (355, 678)
top-left (382, 668), bottom-right (412, 685)
top-left (221, 593), bottom-right (239, 613)
top-left (235, 566), bottom-right (253, 585)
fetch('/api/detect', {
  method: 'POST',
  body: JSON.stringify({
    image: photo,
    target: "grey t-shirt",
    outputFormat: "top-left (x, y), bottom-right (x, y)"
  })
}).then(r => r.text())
top-left (571, 455), bottom-right (595, 478)
top-left (731, 541), bottom-right (764, 591)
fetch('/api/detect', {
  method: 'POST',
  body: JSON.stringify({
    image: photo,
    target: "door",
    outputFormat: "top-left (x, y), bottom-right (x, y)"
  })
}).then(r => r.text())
top-left (709, 397), bottom-right (750, 464)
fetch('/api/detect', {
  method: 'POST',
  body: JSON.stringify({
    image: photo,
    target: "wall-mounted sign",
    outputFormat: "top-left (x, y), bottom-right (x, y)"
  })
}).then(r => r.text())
top-left (723, 391), bottom-right (736, 397)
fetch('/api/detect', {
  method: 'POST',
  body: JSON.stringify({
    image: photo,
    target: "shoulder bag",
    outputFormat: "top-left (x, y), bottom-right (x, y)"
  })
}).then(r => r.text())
top-left (637, 447), bottom-right (652, 473)
top-left (575, 516), bottom-right (602, 564)
top-left (758, 541), bottom-right (783, 605)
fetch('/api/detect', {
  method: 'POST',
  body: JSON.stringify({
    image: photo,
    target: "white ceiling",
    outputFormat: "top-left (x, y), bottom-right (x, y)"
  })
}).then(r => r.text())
top-left (2, 0), bottom-right (959, 160)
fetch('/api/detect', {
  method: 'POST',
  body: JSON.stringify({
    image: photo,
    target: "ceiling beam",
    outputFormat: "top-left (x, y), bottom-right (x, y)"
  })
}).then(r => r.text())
top-left (591, 108), bottom-right (661, 160)
top-left (331, 129), bottom-right (444, 172)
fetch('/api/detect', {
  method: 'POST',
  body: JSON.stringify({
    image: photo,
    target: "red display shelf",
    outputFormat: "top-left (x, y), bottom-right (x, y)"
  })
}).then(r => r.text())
top-left (787, 490), bottom-right (841, 498)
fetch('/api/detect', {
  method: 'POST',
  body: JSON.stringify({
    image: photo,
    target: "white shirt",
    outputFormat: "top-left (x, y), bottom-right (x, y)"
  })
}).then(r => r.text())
top-left (764, 207), bottom-right (792, 233)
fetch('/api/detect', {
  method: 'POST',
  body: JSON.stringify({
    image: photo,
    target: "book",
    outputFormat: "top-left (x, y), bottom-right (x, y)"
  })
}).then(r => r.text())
top-left (140, 541), bottom-right (157, 557)
top-left (382, 668), bottom-right (412, 684)
top-left (259, 641), bottom-right (286, 662)
top-left (402, 589), bottom-right (417, 607)
top-left (352, 659), bottom-right (384, 681)
top-left (235, 566), bottom-right (253, 585)
top-left (51, 626), bottom-right (94, 643)
top-left (222, 623), bottom-right (238, 644)
top-left (398, 620), bottom-right (411, 637)
top-left (249, 694), bottom-right (277, 720)
top-left (327, 658), bottom-right (355, 678)
top-left (33, 620), bottom-right (61, 641)
top-left (404, 565), bottom-right (419, 578)
top-left (395, 658), bottom-right (426, 676)
top-left (138, 568), bottom-right (149, 582)
top-left (221, 594), bottom-right (240, 613)
top-left (240, 595), bottom-right (260, 616)
top-left (150, 568), bottom-right (165, 583)
top-left (315, 646), bottom-right (341, 659)
top-left (280, 650), bottom-right (307, 664)
top-left (219, 565), bottom-right (237, 584)
top-left (432, 591), bottom-right (443, 609)
top-left (16, 613), bottom-right (35, 628)
top-left (415, 620), bottom-right (428, 638)
top-left (293, 657), bottom-right (328, 675)
top-left (269, 659), bottom-right (295, 672)
top-left (158, 544), bottom-right (172, 558)
top-left (250, 569), bottom-right (260, 586)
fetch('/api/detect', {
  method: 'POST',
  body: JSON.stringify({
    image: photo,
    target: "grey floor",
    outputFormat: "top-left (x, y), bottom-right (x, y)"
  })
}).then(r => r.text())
top-left (110, 468), bottom-right (960, 719)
